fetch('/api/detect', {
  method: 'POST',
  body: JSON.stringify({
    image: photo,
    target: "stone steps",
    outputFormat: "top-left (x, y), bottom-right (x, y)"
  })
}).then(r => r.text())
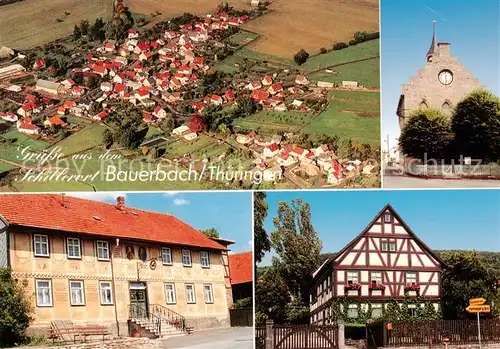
top-left (130, 318), bottom-right (187, 338)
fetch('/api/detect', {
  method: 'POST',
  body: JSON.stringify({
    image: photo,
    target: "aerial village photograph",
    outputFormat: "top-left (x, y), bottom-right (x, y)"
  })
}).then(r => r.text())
top-left (254, 189), bottom-right (500, 349)
top-left (0, 191), bottom-right (254, 348)
top-left (0, 0), bottom-right (381, 192)
top-left (381, 0), bottom-right (500, 188)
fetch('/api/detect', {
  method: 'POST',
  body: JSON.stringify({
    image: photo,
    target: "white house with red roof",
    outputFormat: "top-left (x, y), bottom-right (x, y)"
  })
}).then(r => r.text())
top-left (268, 83), bottom-right (283, 95)
top-left (17, 122), bottom-right (39, 135)
top-left (263, 143), bottom-right (280, 158)
top-left (261, 75), bottom-right (273, 86)
top-left (0, 112), bottom-right (18, 122)
top-left (277, 152), bottom-right (298, 167)
top-left (153, 105), bottom-right (167, 119)
top-left (128, 29), bottom-right (139, 39)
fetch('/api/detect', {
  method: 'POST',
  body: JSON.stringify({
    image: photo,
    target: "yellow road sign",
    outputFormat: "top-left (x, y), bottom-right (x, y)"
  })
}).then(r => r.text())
top-left (466, 305), bottom-right (490, 313)
top-left (470, 298), bottom-right (486, 305)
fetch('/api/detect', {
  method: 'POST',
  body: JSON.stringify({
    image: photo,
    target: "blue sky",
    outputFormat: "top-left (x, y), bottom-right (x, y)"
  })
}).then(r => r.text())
top-left (69, 192), bottom-right (253, 253)
top-left (381, 0), bottom-right (500, 153)
top-left (260, 190), bottom-right (500, 265)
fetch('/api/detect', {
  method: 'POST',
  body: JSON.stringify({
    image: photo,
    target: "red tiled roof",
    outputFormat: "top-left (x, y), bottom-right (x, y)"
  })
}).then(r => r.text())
top-left (229, 251), bottom-right (253, 285)
top-left (0, 194), bottom-right (226, 250)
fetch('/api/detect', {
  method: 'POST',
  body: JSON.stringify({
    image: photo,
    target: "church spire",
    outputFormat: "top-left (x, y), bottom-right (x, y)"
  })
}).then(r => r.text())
top-left (426, 20), bottom-right (438, 61)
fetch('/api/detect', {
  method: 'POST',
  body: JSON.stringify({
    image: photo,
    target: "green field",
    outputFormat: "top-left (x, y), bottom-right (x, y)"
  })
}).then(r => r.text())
top-left (307, 57), bottom-right (380, 88)
top-left (163, 135), bottom-right (217, 158)
top-left (53, 123), bottom-right (108, 155)
top-left (229, 30), bottom-right (260, 46)
top-left (0, 130), bottom-right (52, 164)
top-left (301, 40), bottom-right (380, 71)
top-left (233, 110), bottom-right (312, 135)
top-left (145, 126), bottom-right (163, 139)
top-left (302, 91), bottom-right (380, 145)
top-left (0, 162), bottom-right (16, 174)
top-left (213, 47), bottom-right (293, 73)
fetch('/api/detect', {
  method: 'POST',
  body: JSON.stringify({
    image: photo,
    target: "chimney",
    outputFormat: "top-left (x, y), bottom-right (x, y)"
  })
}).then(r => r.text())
top-left (116, 196), bottom-right (125, 210)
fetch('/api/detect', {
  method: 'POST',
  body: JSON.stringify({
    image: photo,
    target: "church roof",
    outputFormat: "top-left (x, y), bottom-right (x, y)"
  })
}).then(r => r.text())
top-left (426, 21), bottom-right (438, 59)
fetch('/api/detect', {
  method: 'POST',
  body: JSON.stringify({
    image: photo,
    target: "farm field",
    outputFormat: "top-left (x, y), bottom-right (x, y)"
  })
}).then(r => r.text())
top-left (229, 30), bottom-right (260, 46)
top-left (232, 110), bottom-right (312, 135)
top-left (53, 123), bottom-right (108, 155)
top-left (0, 0), bottom-right (113, 49)
top-left (213, 47), bottom-right (293, 73)
top-left (0, 162), bottom-right (15, 174)
top-left (302, 90), bottom-right (380, 145)
top-left (307, 57), bottom-right (380, 88)
top-left (301, 40), bottom-right (380, 71)
top-left (241, 0), bottom-right (379, 58)
top-left (0, 130), bottom-right (52, 164)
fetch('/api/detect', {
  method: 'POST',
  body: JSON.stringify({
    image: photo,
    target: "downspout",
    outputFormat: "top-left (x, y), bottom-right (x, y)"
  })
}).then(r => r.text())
top-left (110, 238), bottom-right (120, 336)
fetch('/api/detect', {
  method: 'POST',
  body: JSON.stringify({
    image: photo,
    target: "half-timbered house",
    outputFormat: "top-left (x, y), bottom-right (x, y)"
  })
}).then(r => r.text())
top-left (309, 204), bottom-right (445, 325)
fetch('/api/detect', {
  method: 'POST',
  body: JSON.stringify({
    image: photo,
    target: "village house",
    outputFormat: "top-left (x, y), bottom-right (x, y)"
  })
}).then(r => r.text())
top-left (309, 204), bottom-right (445, 325)
top-left (263, 143), bottom-right (280, 158)
top-left (342, 81), bottom-right (359, 89)
top-left (44, 115), bottom-right (67, 128)
top-left (295, 75), bottom-right (309, 85)
top-left (0, 112), bottom-right (18, 122)
top-left (236, 133), bottom-right (253, 145)
top-left (0, 194), bottom-right (235, 335)
top-left (228, 252), bottom-right (253, 304)
top-left (184, 132), bottom-right (198, 141)
top-left (17, 121), bottom-right (39, 135)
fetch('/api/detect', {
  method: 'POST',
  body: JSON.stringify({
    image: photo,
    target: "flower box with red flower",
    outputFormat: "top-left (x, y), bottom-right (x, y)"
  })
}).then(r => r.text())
top-left (369, 282), bottom-right (386, 291)
top-left (344, 283), bottom-right (361, 291)
top-left (404, 283), bottom-right (420, 291)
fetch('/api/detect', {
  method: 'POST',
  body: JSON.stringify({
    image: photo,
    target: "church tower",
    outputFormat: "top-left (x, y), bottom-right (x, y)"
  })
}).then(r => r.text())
top-left (397, 21), bottom-right (483, 129)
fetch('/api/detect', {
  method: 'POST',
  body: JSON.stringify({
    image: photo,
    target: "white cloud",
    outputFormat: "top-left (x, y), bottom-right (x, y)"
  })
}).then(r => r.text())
top-left (173, 197), bottom-right (190, 206)
top-left (248, 239), bottom-right (253, 247)
top-left (67, 192), bottom-right (127, 203)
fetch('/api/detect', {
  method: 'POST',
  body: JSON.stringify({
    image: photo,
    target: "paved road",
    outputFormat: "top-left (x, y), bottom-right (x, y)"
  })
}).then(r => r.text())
top-left (383, 175), bottom-right (500, 189)
top-left (164, 327), bottom-right (253, 349)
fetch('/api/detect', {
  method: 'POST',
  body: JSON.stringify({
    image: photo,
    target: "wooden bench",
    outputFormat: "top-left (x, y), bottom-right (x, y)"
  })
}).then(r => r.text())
top-left (49, 325), bottom-right (110, 343)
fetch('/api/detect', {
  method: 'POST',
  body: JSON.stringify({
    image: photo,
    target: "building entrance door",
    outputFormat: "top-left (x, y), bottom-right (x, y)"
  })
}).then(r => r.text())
top-left (129, 282), bottom-right (148, 318)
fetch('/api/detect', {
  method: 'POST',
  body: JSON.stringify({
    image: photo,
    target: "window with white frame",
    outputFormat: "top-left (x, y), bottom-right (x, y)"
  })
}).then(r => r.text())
top-left (406, 272), bottom-right (417, 284)
top-left (162, 247), bottom-right (172, 265)
top-left (389, 242), bottom-right (397, 252)
top-left (165, 283), bottom-right (176, 304)
top-left (34, 234), bottom-right (49, 257)
top-left (371, 304), bottom-right (383, 318)
top-left (371, 271), bottom-right (383, 284)
top-left (67, 238), bottom-right (81, 259)
top-left (185, 284), bottom-right (196, 304)
top-left (99, 281), bottom-right (113, 305)
top-left (384, 212), bottom-right (391, 223)
top-left (381, 241), bottom-right (389, 252)
top-left (346, 271), bottom-right (359, 284)
top-left (96, 241), bottom-right (110, 261)
top-left (408, 304), bottom-right (417, 316)
top-left (200, 251), bottom-right (210, 268)
top-left (182, 250), bottom-right (192, 266)
top-left (204, 284), bottom-right (214, 304)
top-left (36, 279), bottom-right (53, 307)
top-left (347, 304), bottom-right (358, 318)
top-left (69, 280), bottom-right (85, 306)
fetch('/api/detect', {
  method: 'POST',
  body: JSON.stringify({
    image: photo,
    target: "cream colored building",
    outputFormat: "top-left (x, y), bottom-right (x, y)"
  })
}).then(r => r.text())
top-left (0, 194), bottom-right (234, 336)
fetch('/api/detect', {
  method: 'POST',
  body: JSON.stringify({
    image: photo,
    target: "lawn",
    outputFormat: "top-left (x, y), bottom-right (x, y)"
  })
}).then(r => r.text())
top-left (0, 0), bottom-right (113, 49)
top-left (302, 91), bottom-right (380, 145)
top-left (213, 47), bottom-right (293, 73)
top-left (233, 110), bottom-right (312, 135)
top-left (0, 130), bottom-right (52, 164)
top-left (301, 40), bottom-right (380, 71)
top-left (307, 57), bottom-right (380, 88)
top-left (163, 135), bottom-right (217, 158)
top-left (53, 123), bottom-right (108, 155)
top-left (229, 30), bottom-right (259, 46)
top-left (145, 126), bottom-right (163, 139)
top-left (0, 162), bottom-right (16, 174)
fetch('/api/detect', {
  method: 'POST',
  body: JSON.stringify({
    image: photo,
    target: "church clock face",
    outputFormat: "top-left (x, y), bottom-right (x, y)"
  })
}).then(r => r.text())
top-left (438, 69), bottom-right (453, 85)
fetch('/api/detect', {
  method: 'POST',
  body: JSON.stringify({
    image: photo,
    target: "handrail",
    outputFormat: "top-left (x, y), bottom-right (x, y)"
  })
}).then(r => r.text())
top-left (149, 303), bottom-right (187, 333)
top-left (128, 304), bottom-right (162, 335)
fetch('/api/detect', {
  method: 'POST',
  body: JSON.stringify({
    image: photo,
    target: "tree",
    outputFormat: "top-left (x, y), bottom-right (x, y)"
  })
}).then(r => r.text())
top-left (270, 198), bottom-right (322, 305)
top-left (160, 116), bottom-right (175, 135)
top-left (73, 25), bottom-right (81, 40)
top-left (439, 251), bottom-right (500, 319)
top-left (234, 96), bottom-right (259, 118)
top-left (450, 89), bottom-right (500, 162)
top-left (103, 129), bottom-right (114, 148)
top-left (399, 108), bottom-right (452, 160)
top-left (201, 228), bottom-right (219, 238)
top-left (0, 268), bottom-right (32, 347)
top-left (189, 114), bottom-right (207, 132)
top-left (254, 192), bottom-right (270, 264)
top-left (293, 49), bottom-right (309, 66)
top-left (86, 74), bottom-right (101, 89)
top-left (255, 266), bottom-right (291, 323)
top-left (232, 297), bottom-right (252, 309)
